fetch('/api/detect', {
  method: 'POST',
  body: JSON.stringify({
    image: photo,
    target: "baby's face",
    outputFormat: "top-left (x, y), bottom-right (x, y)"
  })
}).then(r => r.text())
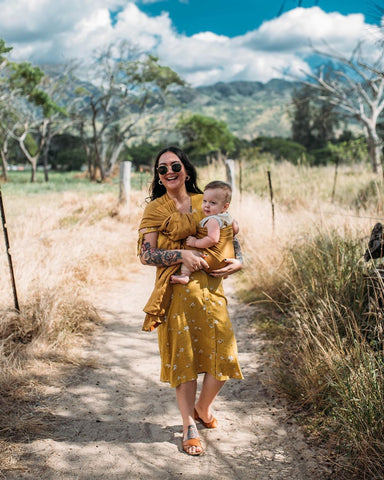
top-left (202, 189), bottom-right (229, 216)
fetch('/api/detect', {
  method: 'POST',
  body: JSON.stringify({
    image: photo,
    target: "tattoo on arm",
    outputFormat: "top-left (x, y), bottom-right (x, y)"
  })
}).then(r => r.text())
top-left (233, 236), bottom-right (243, 263)
top-left (140, 241), bottom-right (182, 266)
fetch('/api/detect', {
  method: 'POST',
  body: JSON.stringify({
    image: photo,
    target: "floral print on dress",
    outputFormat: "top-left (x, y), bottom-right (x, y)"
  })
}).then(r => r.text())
top-left (157, 270), bottom-right (243, 387)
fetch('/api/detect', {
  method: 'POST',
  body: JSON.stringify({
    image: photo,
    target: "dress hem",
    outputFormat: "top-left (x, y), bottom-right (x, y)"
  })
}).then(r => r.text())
top-left (160, 369), bottom-right (244, 388)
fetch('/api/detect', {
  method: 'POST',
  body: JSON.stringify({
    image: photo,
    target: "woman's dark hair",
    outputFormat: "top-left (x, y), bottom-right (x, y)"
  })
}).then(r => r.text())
top-left (148, 146), bottom-right (203, 201)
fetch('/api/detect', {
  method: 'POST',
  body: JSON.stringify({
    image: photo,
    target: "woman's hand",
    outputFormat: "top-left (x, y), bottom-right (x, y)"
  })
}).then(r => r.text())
top-left (209, 258), bottom-right (243, 278)
top-left (182, 250), bottom-right (209, 271)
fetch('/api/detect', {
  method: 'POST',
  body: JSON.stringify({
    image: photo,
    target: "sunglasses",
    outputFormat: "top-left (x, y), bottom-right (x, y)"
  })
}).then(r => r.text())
top-left (157, 163), bottom-right (182, 176)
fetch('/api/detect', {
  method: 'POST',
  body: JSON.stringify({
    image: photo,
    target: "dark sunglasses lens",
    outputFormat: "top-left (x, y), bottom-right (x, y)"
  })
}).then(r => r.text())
top-left (157, 163), bottom-right (182, 175)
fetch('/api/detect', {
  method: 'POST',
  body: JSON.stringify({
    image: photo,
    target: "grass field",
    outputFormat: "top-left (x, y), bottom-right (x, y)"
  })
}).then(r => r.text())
top-left (0, 161), bottom-right (383, 478)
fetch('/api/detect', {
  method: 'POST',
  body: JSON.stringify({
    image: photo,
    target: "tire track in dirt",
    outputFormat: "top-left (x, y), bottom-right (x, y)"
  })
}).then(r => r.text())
top-left (6, 265), bottom-right (332, 479)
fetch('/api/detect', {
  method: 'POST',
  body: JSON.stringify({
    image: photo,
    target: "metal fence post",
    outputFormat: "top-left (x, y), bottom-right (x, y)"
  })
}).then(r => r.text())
top-left (0, 185), bottom-right (19, 311)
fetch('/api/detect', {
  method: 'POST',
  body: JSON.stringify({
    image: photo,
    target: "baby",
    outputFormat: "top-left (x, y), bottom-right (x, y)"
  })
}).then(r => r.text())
top-left (170, 180), bottom-right (239, 285)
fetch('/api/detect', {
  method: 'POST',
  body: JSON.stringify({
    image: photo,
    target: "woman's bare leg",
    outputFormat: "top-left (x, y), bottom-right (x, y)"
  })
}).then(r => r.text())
top-left (195, 373), bottom-right (225, 422)
top-left (175, 379), bottom-right (202, 455)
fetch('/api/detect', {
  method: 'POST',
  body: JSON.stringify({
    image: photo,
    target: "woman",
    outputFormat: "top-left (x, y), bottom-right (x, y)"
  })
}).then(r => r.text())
top-left (138, 146), bottom-right (243, 456)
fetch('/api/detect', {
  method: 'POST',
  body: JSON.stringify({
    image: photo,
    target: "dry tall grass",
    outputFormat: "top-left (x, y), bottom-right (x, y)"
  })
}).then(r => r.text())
top-left (0, 187), bottom-right (146, 472)
top-left (1, 161), bottom-right (383, 478)
top-left (230, 161), bottom-right (384, 479)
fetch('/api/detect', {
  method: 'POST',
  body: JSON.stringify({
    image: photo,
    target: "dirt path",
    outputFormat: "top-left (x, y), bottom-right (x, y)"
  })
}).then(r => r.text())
top-left (7, 265), bottom-right (333, 480)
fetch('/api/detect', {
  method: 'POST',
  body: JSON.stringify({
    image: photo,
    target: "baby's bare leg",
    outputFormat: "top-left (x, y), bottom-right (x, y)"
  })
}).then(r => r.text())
top-left (170, 263), bottom-right (191, 285)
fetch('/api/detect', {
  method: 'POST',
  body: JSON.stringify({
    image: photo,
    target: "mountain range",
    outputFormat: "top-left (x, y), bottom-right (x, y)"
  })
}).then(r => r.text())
top-left (175, 79), bottom-right (300, 140)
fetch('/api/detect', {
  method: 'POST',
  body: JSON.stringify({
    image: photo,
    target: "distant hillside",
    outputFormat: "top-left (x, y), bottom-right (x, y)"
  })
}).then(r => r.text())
top-left (175, 79), bottom-right (300, 139)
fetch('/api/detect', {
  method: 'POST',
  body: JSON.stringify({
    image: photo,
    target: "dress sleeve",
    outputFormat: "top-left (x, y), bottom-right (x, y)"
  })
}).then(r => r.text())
top-left (137, 226), bottom-right (158, 255)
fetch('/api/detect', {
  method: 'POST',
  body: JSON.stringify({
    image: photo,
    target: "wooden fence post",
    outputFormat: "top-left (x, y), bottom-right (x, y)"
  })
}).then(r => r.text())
top-left (225, 159), bottom-right (236, 193)
top-left (119, 161), bottom-right (132, 209)
top-left (239, 158), bottom-right (243, 201)
top-left (331, 156), bottom-right (339, 203)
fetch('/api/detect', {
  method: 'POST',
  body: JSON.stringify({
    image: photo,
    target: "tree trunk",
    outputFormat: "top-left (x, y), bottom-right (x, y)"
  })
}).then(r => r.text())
top-left (105, 141), bottom-right (125, 177)
top-left (365, 124), bottom-right (383, 176)
top-left (30, 157), bottom-right (37, 183)
top-left (87, 146), bottom-right (96, 181)
top-left (91, 104), bottom-right (105, 182)
top-left (0, 138), bottom-right (9, 181)
top-left (42, 122), bottom-right (52, 182)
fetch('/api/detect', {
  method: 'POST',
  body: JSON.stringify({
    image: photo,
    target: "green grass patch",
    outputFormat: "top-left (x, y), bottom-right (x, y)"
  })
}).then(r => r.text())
top-left (1, 170), bottom-right (152, 196)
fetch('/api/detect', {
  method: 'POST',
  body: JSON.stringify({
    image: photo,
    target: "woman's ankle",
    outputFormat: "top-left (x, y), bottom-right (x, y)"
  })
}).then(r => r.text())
top-left (183, 424), bottom-right (199, 440)
top-left (195, 403), bottom-right (212, 420)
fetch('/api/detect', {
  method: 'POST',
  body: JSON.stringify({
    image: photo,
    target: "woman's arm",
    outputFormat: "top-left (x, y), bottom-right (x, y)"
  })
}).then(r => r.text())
top-left (139, 231), bottom-right (209, 270)
top-left (140, 231), bottom-right (182, 266)
top-left (233, 235), bottom-right (243, 264)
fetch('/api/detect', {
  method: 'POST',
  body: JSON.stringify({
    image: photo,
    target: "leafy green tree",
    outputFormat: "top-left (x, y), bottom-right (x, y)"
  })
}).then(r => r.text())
top-left (0, 40), bottom-right (19, 179)
top-left (176, 114), bottom-right (235, 163)
top-left (48, 133), bottom-right (85, 171)
top-left (291, 84), bottom-right (314, 149)
top-left (0, 41), bottom-right (65, 182)
top-left (125, 140), bottom-right (164, 170)
top-left (252, 136), bottom-right (308, 164)
top-left (7, 62), bottom-right (66, 182)
top-left (292, 80), bottom-right (338, 151)
top-left (72, 42), bottom-right (185, 182)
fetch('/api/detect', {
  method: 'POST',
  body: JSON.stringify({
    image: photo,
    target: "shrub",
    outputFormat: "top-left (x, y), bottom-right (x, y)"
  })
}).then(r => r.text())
top-left (273, 230), bottom-right (384, 478)
top-left (252, 136), bottom-right (308, 164)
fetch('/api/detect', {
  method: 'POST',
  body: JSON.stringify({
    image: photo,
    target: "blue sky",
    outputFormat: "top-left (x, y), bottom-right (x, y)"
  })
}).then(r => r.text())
top-left (0, 0), bottom-right (382, 86)
top-left (138, 0), bottom-right (376, 37)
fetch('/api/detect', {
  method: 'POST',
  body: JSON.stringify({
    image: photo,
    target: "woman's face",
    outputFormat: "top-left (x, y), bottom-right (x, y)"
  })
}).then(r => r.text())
top-left (157, 151), bottom-right (188, 193)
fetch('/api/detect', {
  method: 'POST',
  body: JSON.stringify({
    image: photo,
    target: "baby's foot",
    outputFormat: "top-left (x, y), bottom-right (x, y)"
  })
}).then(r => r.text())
top-left (170, 274), bottom-right (190, 285)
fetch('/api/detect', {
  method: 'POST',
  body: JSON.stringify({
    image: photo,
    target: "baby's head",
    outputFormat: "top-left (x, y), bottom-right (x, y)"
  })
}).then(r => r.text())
top-left (202, 181), bottom-right (232, 216)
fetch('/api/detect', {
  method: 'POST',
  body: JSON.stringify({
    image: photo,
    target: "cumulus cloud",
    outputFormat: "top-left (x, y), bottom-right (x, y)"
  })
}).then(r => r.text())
top-left (0, 1), bottom-right (382, 86)
top-left (242, 7), bottom-right (378, 56)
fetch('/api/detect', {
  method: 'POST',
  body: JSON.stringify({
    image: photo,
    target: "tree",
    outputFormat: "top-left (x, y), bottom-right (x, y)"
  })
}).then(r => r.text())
top-left (6, 62), bottom-right (65, 182)
top-left (292, 80), bottom-right (338, 150)
top-left (0, 40), bottom-right (18, 180)
top-left (291, 84), bottom-right (314, 149)
top-left (72, 42), bottom-right (185, 182)
top-left (125, 140), bottom-right (164, 170)
top-left (304, 46), bottom-right (384, 176)
top-left (176, 114), bottom-right (235, 163)
top-left (0, 40), bottom-right (66, 182)
top-left (34, 65), bottom-right (75, 180)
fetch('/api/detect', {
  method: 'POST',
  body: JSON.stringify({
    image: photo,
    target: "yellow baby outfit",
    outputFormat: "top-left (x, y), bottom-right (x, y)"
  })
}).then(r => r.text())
top-left (138, 193), bottom-right (243, 387)
top-left (193, 212), bottom-right (235, 272)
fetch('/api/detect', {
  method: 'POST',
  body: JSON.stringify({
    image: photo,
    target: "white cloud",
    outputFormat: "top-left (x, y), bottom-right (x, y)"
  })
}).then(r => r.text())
top-left (113, 3), bottom-right (173, 51)
top-left (0, 2), bottom-right (382, 86)
top-left (242, 7), bottom-right (378, 56)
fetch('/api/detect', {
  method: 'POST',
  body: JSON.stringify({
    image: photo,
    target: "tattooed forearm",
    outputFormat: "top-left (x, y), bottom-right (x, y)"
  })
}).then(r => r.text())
top-left (140, 241), bottom-right (182, 266)
top-left (233, 236), bottom-right (243, 263)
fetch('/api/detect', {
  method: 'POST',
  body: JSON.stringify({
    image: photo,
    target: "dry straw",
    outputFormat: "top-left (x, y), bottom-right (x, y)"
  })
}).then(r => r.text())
top-left (0, 189), bottom-right (142, 469)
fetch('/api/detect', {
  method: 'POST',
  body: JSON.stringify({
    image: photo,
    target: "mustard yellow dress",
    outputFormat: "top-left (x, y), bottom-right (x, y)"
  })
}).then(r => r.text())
top-left (139, 193), bottom-right (243, 388)
top-left (158, 271), bottom-right (243, 387)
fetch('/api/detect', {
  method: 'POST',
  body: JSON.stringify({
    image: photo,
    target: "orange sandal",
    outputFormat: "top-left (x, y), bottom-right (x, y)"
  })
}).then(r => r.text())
top-left (182, 437), bottom-right (204, 456)
top-left (194, 408), bottom-right (218, 429)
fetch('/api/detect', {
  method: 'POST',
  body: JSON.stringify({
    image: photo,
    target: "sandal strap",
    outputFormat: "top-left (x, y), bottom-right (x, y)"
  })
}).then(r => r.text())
top-left (183, 438), bottom-right (202, 448)
top-left (182, 437), bottom-right (203, 456)
top-left (194, 408), bottom-right (218, 428)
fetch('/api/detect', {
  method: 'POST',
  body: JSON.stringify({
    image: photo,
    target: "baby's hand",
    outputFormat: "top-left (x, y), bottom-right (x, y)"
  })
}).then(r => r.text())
top-left (186, 236), bottom-right (197, 247)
